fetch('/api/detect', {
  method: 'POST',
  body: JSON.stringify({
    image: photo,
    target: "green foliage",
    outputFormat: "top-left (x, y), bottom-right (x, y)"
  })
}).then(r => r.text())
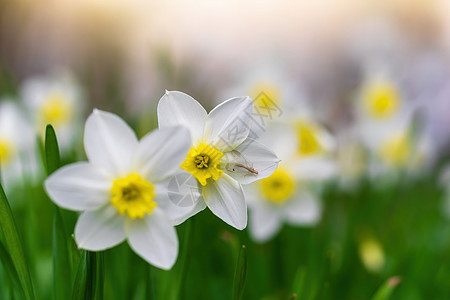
top-left (0, 125), bottom-right (449, 299)
top-left (232, 245), bottom-right (247, 300)
top-left (0, 183), bottom-right (35, 299)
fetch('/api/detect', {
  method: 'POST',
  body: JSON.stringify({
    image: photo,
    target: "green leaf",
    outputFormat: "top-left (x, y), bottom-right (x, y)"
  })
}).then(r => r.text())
top-left (232, 244), bottom-right (247, 300)
top-left (371, 276), bottom-right (401, 300)
top-left (94, 252), bottom-right (104, 300)
top-left (72, 250), bottom-right (88, 300)
top-left (53, 207), bottom-right (71, 300)
top-left (45, 124), bottom-right (61, 176)
top-left (0, 183), bottom-right (35, 299)
top-left (0, 238), bottom-right (23, 296)
top-left (72, 251), bottom-right (103, 300)
top-left (167, 219), bottom-right (193, 300)
top-left (46, 123), bottom-right (73, 299)
top-left (290, 266), bottom-right (307, 299)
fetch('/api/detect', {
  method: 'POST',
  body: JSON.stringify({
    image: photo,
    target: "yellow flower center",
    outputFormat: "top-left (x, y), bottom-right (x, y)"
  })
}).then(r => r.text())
top-left (379, 132), bottom-right (411, 167)
top-left (181, 143), bottom-right (224, 186)
top-left (364, 82), bottom-right (400, 119)
top-left (111, 174), bottom-right (157, 219)
top-left (260, 168), bottom-right (295, 205)
top-left (0, 138), bottom-right (16, 167)
top-left (250, 82), bottom-right (281, 110)
top-left (295, 121), bottom-right (323, 157)
top-left (39, 93), bottom-right (72, 127)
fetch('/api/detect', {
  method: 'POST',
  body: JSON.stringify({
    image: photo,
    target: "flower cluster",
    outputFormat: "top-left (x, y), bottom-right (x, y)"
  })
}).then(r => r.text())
top-left (44, 91), bottom-right (279, 269)
top-left (222, 61), bottom-right (439, 244)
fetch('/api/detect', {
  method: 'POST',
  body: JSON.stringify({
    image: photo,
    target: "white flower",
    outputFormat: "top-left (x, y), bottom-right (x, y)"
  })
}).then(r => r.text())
top-left (45, 109), bottom-right (192, 269)
top-left (356, 69), bottom-right (403, 124)
top-left (157, 91), bottom-right (280, 230)
top-left (0, 100), bottom-right (38, 191)
top-left (219, 58), bottom-right (308, 138)
top-left (354, 70), bottom-right (433, 179)
top-left (245, 122), bottom-right (337, 242)
top-left (21, 73), bottom-right (85, 151)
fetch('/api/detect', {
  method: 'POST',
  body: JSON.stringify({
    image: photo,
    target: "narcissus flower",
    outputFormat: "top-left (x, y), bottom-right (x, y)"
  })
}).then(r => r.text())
top-left (157, 91), bottom-right (280, 230)
top-left (45, 109), bottom-right (191, 269)
top-left (245, 122), bottom-right (336, 242)
top-left (21, 74), bottom-right (85, 151)
top-left (0, 100), bottom-right (38, 191)
top-left (354, 71), bottom-right (433, 180)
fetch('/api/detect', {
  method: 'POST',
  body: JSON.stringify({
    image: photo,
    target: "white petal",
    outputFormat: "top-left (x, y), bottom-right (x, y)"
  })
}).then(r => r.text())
top-left (126, 208), bottom-right (178, 270)
top-left (132, 126), bottom-right (191, 182)
top-left (317, 126), bottom-right (336, 153)
top-left (0, 101), bottom-right (34, 147)
top-left (84, 109), bottom-right (138, 177)
top-left (157, 91), bottom-right (207, 144)
top-left (170, 199), bottom-right (206, 226)
top-left (249, 205), bottom-right (282, 243)
top-left (154, 173), bottom-right (206, 225)
top-left (283, 192), bottom-right (322, 226)
top-left (204, 96), bottom-right (253, 152)
top-left (202, 174), bottom-right (247, 230)
top-left (223, 138), bottom-right (280, 185)
top-left (258, 122), bottom-right (297, 160)
top-left (75, 205), bottom-right (126, 251)
top-left (292, 157), bottom-right (338, 181)
top-left (45, 162), bottom-right (111, 211)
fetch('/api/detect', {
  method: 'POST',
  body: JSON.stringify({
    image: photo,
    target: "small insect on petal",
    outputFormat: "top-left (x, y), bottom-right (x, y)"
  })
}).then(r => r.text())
top-left (225, 150), bottom-right (259, 176)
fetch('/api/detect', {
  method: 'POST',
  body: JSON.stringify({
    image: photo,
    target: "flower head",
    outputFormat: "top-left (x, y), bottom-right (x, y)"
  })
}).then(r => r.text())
top-left (45, 109), bottom-right (191, 269)
top-left (0, 100), bottom-right (38, 190)
top-left (157, 91), bottom-right (280, 230)
top-left (245, 122), bottom-right (336, 242)
top-left (21, 73), bottom-right (85, 151)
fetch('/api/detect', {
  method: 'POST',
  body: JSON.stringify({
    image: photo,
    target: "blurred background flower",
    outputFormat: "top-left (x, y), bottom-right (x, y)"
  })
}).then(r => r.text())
top-left (0, 0), bottom-right (449, 299)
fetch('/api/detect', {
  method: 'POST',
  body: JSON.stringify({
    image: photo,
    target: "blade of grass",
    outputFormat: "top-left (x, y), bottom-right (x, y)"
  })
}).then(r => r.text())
top-left (232, 244), bottom-right (247, 300)
top-left (53, 207), bottom-right (71, 299)
top-left (72, 250), bottom-right (88, 300)
top-left (0, 238), bottom-right (23, 296)
top-left (46, 124), bottom-right (73, 299)
top-left (0, 183), bottom-right (35, 299)
top-left (72, 251), bottom-right (102, 300)
top-left (94, 252), bottom-right (104, 300)
top-left (44, 124), bottom-right (60, 175)
top-left (371, 276), bottom-right (401, 300)
top-left (168, 219), bottom-right (193, 300)
top-left (290, 266), bottom-right (307, 299)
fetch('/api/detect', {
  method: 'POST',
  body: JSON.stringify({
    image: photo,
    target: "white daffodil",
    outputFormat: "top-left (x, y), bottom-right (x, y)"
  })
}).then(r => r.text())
top-left (353, 69), bottom-right (434, 179)
top-left (245, 122), bottom-right (336, 242)
top-left (357, 107), bottom-right (432, 180)
top-left (45, 109), bottom-right (192, 269)
top-left (157, 91), bottom-right (280, 230)
top-left (0, 100), bottom-right (38, 192)
top-left (356, 70), bottom-right (403, 124)
top-left (21, 73), bottom-right (84, 151)
top-left (219, 59), bottom-right (307, 138)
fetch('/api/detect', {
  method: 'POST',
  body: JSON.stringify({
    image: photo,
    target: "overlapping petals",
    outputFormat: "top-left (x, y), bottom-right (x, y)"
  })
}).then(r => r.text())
top-left (45, 109), bottom-right (192, 269)
top-left (157, 91), bottom-right (280, 230)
